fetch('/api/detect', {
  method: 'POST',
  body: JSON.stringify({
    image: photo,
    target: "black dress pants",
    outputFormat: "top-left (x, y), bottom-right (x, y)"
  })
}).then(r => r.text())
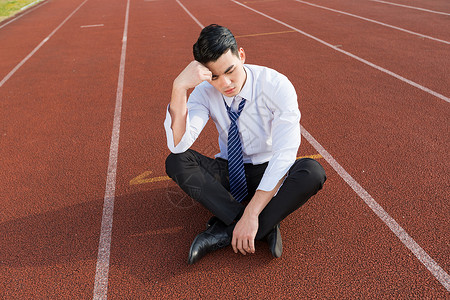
top-left (165, 149), bottom-right (326, 239)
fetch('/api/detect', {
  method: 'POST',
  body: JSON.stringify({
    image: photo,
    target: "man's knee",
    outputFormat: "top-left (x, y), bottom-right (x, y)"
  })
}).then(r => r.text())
top-left (166, 150), bottom-right (191, 177)
top-left (165, 152), bottom-right (177, 178)
top-left (291, 158), bottom-right (327, 189)
top-left (308, 158), bottom-right (327, 185)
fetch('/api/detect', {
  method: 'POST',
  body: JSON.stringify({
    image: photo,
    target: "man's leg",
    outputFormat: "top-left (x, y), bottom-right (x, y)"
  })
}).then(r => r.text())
top-left (255, 158), bottom-right (326, 240)
top-left (165, 149), bottom-right (244, 225)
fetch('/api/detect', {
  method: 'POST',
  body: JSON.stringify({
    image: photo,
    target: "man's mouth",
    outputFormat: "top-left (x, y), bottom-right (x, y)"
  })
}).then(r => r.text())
top-left (224, 87), bottom-right (235, 94)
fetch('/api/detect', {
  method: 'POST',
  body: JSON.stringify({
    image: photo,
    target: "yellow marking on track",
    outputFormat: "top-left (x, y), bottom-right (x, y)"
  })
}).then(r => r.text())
top-left (297, 154), bottom-right (323, 160)
top-left (130, 154), bottom-right (322, 186)
top-left (235, 30), bottom-right (296, 38)
top-left (129, 171), bottom-right (170, 185)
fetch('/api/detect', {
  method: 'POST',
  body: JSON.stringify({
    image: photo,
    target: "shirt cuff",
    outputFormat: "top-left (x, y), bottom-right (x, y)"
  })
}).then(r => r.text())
top-left (164, 104), bottom-right (191, 153)
top-left (256, 153), bottom-right (296, 192)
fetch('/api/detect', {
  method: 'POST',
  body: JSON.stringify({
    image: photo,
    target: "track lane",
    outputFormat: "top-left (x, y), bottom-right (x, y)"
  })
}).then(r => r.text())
top-left (293, 0), bottom-right (449, 44)
top-left (369, 0), bottom-right (450, 14)
top-left (0, 0), bottom-right (88, 80)
top-left (0, 0), bottom-right (127, 297)
top-left (302, 0), bottom-right (450, 40)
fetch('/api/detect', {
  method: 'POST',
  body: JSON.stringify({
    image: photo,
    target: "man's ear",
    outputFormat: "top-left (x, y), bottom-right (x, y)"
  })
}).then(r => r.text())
top-left (239, 47), bottom-right (246, 64)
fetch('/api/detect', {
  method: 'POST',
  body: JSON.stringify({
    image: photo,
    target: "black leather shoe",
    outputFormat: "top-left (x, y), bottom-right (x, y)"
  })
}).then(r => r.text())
top-left (188, 220), bottom-right (231, 264)
top-left (266, 224), bottom-right (282, 258)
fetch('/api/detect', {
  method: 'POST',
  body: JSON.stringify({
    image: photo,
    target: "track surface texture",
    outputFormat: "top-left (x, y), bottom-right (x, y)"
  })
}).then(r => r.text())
top-left (0, 0), bottom-right (449, 298)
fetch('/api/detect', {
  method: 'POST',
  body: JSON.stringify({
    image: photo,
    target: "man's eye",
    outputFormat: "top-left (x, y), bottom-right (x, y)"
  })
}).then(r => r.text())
top-left (211, 76), bottom-right (218, 81)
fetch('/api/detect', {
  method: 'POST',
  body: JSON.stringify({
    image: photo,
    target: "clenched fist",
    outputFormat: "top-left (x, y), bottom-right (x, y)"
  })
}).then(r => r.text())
top-left (173, 60), bottom-right (212, 91)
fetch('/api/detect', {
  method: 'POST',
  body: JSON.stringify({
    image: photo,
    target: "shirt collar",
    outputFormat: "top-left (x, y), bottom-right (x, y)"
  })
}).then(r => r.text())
top-left (222, 65), bottom-right (253, 106)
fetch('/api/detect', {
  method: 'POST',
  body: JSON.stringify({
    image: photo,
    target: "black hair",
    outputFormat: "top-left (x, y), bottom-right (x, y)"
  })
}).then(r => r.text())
top-left (193, 24), bottom-right (239, 64)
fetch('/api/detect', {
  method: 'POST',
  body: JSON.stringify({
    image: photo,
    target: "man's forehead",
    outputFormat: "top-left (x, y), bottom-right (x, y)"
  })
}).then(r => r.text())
top-left (206, 51), bottom-right (239, 74)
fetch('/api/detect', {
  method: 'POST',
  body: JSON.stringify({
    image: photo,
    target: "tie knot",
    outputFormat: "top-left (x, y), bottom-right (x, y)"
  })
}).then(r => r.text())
top-left (224, 97), bottom-right (246, 123)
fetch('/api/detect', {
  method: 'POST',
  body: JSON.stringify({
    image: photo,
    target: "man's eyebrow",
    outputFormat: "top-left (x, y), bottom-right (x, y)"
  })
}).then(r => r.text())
top-left (211, 65), bottom-right (235, 78)
top-left (224, 65), bottom-right (235, 74)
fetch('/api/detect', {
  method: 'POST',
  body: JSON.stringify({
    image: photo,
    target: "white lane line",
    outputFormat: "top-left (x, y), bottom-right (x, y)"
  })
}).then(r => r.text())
top-left (0, 0), bottom-right (47, 29)
top-left (0, 0), bottom-right (88, 88)
top-left (301, 126), bottom-right (450, 291)
top-left (369, 0), bottom-right (450, 16)
top-left (92, 0), bottom-right (130, 298)
top-left (20, 0), bottom-right (44, 11)
top-left (80, 24), bottom-right (104, 28)
top-left (176, 0), bottom-right (204, 28)
top-left (231, 0), bottom-right (449, 103)
top-left (294, 0), bottom-right (450, 45)
top-left (177, 0), bottom-right (450, 292)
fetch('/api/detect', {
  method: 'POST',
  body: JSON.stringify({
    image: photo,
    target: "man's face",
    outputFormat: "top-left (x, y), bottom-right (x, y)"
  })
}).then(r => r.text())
top-left (205, 48), bottom-right (247, 97)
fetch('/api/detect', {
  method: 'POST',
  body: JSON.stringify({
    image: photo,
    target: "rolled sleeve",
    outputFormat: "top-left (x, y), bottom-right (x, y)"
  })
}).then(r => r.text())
top-left (164, 105), bottom-right (193, 153)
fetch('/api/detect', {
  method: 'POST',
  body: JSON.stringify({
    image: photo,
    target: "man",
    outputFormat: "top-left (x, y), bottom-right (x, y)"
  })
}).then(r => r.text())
top-left (164, 24), bottom-right (326, 264)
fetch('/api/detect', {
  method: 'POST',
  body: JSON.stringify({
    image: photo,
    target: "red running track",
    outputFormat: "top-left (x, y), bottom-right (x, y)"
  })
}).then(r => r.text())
top-left (0, 0), bottom-right (448, 298)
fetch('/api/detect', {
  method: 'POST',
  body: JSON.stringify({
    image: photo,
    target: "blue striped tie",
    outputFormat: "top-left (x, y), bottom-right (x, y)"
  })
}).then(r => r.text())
top-left (224, 97), bottom-right (248, 203)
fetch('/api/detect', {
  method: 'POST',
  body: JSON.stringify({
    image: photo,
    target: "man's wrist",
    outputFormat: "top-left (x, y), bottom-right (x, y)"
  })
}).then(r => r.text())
top-left (244, 187), bottom-right (280, 218)
top-left (242, 209), bottom-right (259, 221)
top-left (173, 75), bottom-right (192, 92)
top-left (244, 195), bottom-right (265, 218)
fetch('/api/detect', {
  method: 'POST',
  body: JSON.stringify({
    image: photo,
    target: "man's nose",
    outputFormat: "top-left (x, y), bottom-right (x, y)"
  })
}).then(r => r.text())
top-left (220, 76), bottom-right (231, 87)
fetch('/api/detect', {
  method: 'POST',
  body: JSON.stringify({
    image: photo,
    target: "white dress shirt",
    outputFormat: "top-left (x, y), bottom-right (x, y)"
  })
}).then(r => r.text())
top-left (164, 64), bottom-right (301, 192)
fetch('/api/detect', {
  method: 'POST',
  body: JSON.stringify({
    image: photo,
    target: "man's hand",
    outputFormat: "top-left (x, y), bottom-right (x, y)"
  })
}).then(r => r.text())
top-left (173, 60), bottom-right (212, 91)
top-left (230, 179), bottom-right (286, 256)
top-left (231, 213), bottom-right (259, 255)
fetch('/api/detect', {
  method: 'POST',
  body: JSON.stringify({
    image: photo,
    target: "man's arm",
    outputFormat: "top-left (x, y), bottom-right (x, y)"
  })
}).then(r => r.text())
top-left (231, 176), bottom-right (285, 255)
top-left (170, 61), bottom-right (212, 146)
